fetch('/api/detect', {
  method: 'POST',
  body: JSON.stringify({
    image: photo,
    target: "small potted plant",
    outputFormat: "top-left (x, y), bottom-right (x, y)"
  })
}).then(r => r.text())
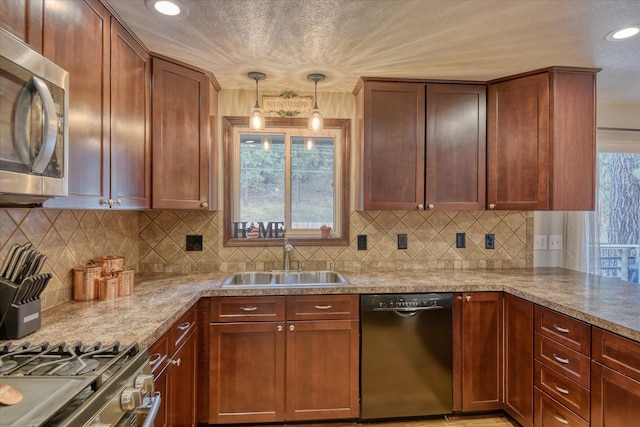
top-left (320, 225), bottom-right (331, 238)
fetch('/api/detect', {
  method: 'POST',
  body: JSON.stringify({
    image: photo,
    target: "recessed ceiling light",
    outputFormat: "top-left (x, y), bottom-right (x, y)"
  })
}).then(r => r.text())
top-left (606, 25), bottom-right (640, 41)
top-left (145, 0), bottom-right (188, 17)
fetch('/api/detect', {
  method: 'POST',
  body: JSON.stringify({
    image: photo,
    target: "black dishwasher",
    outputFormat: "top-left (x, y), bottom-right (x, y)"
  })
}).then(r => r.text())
top-left (360, 293), bottom-right (453, 420)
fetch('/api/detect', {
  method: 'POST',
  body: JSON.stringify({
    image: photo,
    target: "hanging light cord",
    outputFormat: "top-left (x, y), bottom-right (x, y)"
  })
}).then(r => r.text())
top-left (254, 78), bottom-right (260, 109)
top-left (313, 79), bottom-right (319, 109)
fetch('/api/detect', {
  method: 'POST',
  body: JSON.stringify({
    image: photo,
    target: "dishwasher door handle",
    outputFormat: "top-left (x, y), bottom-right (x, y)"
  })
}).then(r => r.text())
top-left (370, 306), bottom-right (445, 312)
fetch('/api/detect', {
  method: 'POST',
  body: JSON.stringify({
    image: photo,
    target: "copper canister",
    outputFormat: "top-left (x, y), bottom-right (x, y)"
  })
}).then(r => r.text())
top-left (98, 275), bottom-right (118, 301)
top-left (113, 267), bottom-right (135, 296)
top-left (93, 255), bottom-right (125, 274)
top-left (72, 263), bottom-right (102, 300)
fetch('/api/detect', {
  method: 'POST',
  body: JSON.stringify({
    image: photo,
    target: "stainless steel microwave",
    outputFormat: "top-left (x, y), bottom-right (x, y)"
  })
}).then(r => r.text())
top-left (0, 30), bottom-right (68, 206)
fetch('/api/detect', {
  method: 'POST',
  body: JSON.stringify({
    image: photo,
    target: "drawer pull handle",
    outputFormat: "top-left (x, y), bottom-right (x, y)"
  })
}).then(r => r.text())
top-left (149, 353), bottom-right (162, 366)
top-left (553, 412), bottom-right (569, 425)
top-left (240, 306), bottom-right (258, 312)
top-left (553, 324), bottom-right (570, 334)
top-left (314, 305), bottom-right (333, 310)
top-left (554, 383), bottom-right (570, 395)
top-left (553, 353), bottom-right (570, 364)
top-left (177, 321), bottom-right (191, 331)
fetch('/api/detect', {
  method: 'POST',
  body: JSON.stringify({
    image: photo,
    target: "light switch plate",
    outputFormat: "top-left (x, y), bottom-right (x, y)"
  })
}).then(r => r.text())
top-left (534, 235), bottom-right (548, 250)
top-left (549, 235), bottom-right (563, 250)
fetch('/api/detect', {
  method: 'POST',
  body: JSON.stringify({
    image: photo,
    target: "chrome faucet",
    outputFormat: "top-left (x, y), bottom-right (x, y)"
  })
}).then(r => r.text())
top-left (283, 238), bottom-right (295, 271)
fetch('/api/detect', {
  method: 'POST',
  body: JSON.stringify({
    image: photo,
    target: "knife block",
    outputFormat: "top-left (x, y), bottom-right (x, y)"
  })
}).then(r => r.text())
top-left (0, 278), bottom-right (41, 339)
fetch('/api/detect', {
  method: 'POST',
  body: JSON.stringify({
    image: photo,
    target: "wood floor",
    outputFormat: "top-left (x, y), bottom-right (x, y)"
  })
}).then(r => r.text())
top-left (359, 415), bottom-right (517, 426)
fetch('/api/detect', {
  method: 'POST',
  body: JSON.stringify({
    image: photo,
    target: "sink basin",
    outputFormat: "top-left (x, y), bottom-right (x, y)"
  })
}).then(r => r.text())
top-left (273, 271), bottom-right (347, 285)
top-left (220, 271), bottom-right (347, 288)
top-left (220, 272), bottom-right (273, 286)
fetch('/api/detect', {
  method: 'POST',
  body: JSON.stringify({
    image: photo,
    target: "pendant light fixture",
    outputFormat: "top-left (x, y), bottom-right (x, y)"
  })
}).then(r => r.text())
top-left (248, 72), bottom-right (266, 130)
top-left (307, 73), bottom-right (325, 131)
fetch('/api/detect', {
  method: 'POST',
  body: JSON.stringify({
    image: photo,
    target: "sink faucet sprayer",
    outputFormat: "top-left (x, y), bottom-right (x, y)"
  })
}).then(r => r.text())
top-left (283, 238), bottom-right (295, 271)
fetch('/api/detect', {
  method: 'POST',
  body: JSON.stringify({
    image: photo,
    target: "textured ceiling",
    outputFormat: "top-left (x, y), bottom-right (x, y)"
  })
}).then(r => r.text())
top-left (105, 0), bottom-right (640, 104)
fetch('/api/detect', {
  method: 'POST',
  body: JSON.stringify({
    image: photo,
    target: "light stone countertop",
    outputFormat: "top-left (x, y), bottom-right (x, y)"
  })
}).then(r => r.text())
top-left (10, 268), bottom-right (640, 348)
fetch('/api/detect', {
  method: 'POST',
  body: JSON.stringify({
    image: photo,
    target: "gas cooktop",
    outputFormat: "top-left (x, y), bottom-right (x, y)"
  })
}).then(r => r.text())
top-left (0, 341), bottom-right (157, 427)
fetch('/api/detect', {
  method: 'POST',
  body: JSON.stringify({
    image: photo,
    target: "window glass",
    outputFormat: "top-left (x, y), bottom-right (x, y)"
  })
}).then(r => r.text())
top-left (291, 136), bottom-right (334, 230)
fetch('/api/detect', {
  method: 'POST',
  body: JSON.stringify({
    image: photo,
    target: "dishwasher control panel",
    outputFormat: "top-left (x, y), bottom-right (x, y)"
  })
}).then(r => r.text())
top-left (361, 293), bottom-right (452, 311)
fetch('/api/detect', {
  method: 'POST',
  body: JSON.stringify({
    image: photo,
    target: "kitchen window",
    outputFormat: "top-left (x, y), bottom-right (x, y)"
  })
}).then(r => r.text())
top-left (223, 117), bottom-right (350, 246)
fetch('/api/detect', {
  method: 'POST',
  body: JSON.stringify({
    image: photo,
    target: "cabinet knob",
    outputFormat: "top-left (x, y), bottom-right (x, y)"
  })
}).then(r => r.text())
top-left (465, 295), bottom-right (471, 302)
top-left (99, 199), bottom-right (108, 206)
top-left (417, 204), bottom-right (424, 210)
top-left (201, 202), bottom-right (209, 208)
top-left (489, 204), bottom-right (496, 209)
top-left (289, 324), bottom-right (295, 331)
top-left (427, 204), bottom-right (434, 209)
top-left (115, 199), bottom-right (122, 205)
top-left (171, 358), bottom-right (182, 367)
top-left (277, 325), bottom-right (283, 332)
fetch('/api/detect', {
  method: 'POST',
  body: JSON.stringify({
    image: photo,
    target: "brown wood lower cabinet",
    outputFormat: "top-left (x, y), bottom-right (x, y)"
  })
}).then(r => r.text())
top-left (457, 292), bottom-right (503, 412)
top-left (149, 304), bottom-right (198, 427)
top-left (504, 294), bottom-right (534, 426)
top-left (203, 295), bottom-right (359, 425)
top-left (591, 327), bottom-right (640, 426)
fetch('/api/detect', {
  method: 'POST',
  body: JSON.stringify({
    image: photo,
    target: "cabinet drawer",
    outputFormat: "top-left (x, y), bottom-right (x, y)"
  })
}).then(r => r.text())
top-left (286, 295), bottom-right (359, 320)
top-left (535, 333), bottom-right (590, 388)
top-left (534, 388), bottom-right (589, 427)
top-left (535, 306), bottom-right (590, 355)
top-left (592, 327), bottom-right (640, 382)
top-left (148, 332), bottom-right (170, 378)
top-left (171, 304), bottom-right (197, 350)
top-left (535, 360), bottom-right (590, 420)
top-left (211, 296), bottom-right (286, 322)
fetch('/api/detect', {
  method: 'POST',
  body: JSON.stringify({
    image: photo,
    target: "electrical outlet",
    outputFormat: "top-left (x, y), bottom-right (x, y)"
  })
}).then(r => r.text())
top-left (485, 234), bottom-right (495, 250)
top-left (357, 235), bottom-right (367, 250)
top-left (549, 235), bottom-right (563, 250)
top-left (186, 235), bottom-right (203, 251)
top-left (534, 235), bottom-right (548, 250)
top-left (456, 233), bottom-right (466, 248)
top-left (398, 234), bottom-right (408, 249)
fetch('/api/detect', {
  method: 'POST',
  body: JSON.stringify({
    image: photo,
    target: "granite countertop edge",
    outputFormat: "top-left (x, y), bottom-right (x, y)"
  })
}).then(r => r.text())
top-left (12, 267), bottom-right (640, 348)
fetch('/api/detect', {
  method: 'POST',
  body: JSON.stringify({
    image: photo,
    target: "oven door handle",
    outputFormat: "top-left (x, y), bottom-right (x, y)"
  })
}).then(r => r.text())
top-left (140, 391), bottom-right (162, 427)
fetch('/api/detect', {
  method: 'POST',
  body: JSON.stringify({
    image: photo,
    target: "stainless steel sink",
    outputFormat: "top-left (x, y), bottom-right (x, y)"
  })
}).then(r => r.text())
top-left (273, 271), bottom-right (347, 285)
top-left (220, 272), bottom-right (273, 286)
top-left (220, 271), bottom-right (347, 288)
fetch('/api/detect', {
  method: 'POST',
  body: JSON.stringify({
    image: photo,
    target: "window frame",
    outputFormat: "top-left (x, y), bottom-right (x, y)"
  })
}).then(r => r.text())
top-left (223, 116), bottom-right (350, 247)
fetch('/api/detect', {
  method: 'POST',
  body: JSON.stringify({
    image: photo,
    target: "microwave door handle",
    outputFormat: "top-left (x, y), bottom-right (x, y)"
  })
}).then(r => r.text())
top-left (29, 76), bottom-right (58, 174)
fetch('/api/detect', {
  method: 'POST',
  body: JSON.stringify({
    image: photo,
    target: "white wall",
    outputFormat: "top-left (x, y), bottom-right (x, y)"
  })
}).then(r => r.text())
top-left (533, 102), bottom-right (640, 267)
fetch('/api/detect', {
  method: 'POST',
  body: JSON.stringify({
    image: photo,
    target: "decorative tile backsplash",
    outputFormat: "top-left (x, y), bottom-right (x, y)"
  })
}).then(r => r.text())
top-left (0, 208), bottom-right (532, 310)
top-left (139, 210), bottom-right (533, 273)
top-left (0, 209), bottom-right (138, 310)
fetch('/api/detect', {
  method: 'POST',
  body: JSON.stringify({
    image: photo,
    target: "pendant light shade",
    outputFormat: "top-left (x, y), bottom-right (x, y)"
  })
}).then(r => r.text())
top-left (307, 73), bottom-right (325, 131)
top-left (248, 72), bottom-right (266, 130)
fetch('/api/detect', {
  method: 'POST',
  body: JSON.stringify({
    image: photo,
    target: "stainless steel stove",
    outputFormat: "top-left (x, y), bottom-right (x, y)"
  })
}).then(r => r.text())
top-left (0, 341), bottom-right (160, 427)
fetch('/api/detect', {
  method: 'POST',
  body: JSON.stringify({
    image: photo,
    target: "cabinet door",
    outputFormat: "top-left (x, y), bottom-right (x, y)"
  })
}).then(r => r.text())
top-left (152, 57), bottom-right (210, 209)
top-left (148, 333), bottom-right (170, 427)
top-left (43, 0), bottom-right (111, 208)
top-left (425, 84), bottom-right (486, 210)
top-left (286, 320), bottom-right (359, 420)
top-left (0, 0), bottom-right (42, 52)
top-left (504, 294), bottom-right (534, 426)
top-left (170, 330), bottom-right (198, 427)
top-left (110, 19), bottom-right (151, 209)
top-left (362, 82), bottom-right (425, 210)
top-left (460, 292), bottom-right (503, 411)
top-left (487, 73), bottom-right (549, 210)
top-left (208, 322), bottom-right (285, 424)
top-left (592, 361), bottom-right (640, 427)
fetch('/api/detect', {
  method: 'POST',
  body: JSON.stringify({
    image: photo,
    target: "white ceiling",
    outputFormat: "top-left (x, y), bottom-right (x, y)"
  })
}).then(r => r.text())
top-left (105, 0), bottom-right (640, 104)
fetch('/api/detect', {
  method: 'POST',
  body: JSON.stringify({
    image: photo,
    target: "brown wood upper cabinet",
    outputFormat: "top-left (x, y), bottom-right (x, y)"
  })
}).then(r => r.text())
top-left (487, 67), bottom-right (599, 211)
top-left (151, 57), bottom-right (219, 210)
top-left (43, 0), bottom-right (151, 209)
top-left (0, 0), bottom-right (43, 52)
top-left (354, 79), bottom-right (486, 210)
